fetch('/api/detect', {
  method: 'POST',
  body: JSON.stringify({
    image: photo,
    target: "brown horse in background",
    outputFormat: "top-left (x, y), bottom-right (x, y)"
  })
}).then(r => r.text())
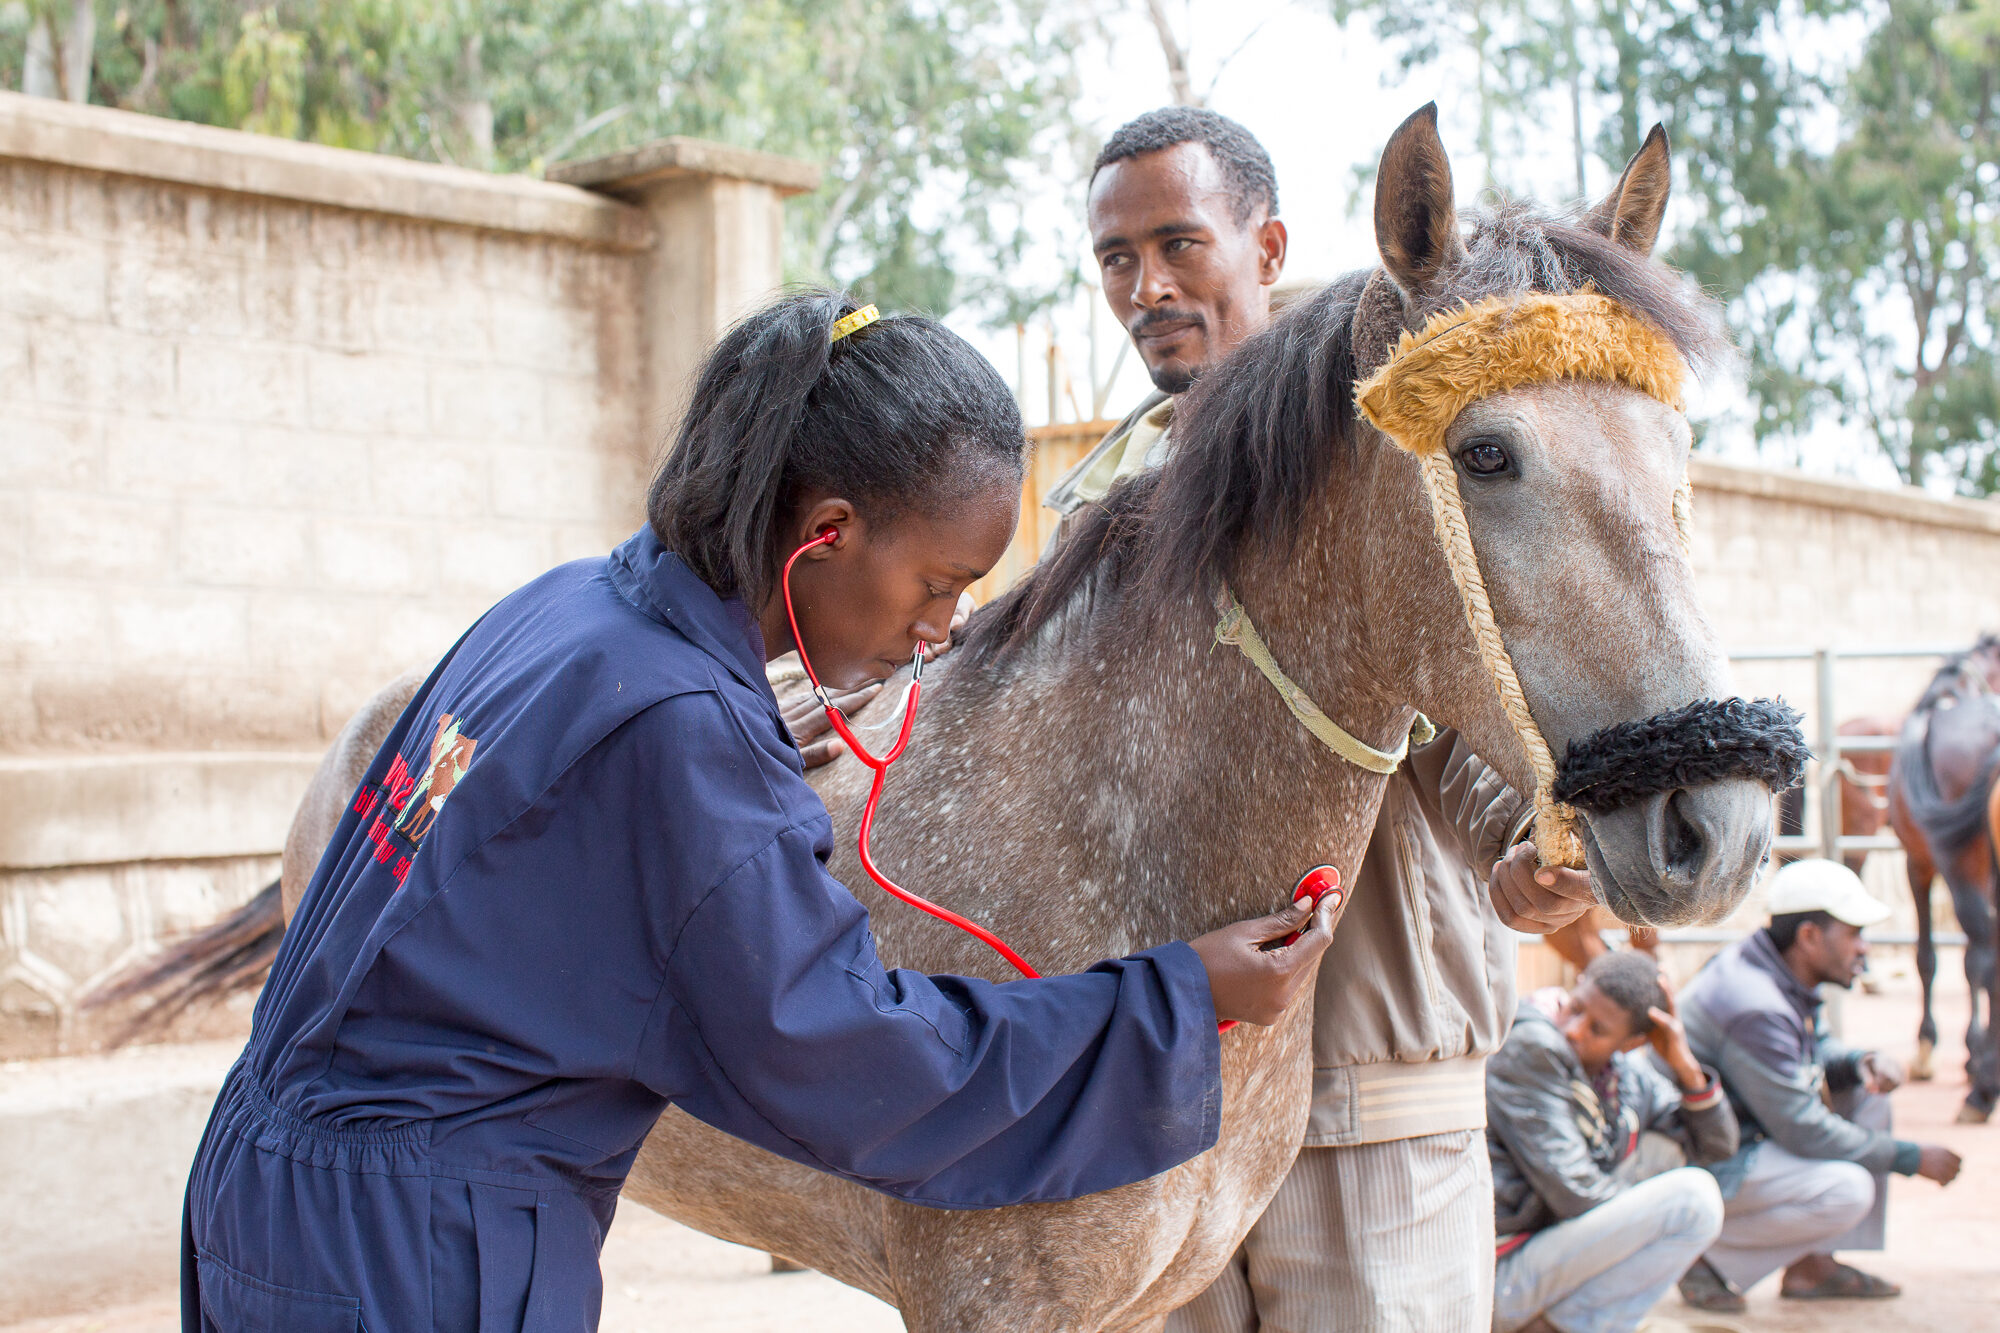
top-left (1776, 716), bottom-right (1899, 874)
top-left (1890, 634), bottom-right (2000, 1117)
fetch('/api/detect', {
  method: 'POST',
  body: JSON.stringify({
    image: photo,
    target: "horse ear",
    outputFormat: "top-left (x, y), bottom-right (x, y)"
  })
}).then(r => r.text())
top-left (1373, 103), bottom-right (1467, 300)
top-left (1587, 124), bottom-right (1672, 257)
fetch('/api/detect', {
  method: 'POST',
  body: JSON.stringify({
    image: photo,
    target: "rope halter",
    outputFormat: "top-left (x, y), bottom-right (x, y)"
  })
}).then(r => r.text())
top-left (1353, 292), bottom-right (1695, 868)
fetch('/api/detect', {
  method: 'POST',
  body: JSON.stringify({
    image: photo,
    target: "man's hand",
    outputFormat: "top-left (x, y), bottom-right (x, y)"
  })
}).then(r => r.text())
top-left (1916, 1144), bottom-right (1962, 1185)
top-left (781, 683), bottom-right (884, 769)
top-left (1189, 894), bottom-right (1341, 1027)
top-left (1647, 974), bottom-right (1708, 1093)
top-left (1859, 1051), bottom-right (1905, 1095)
top-left (1489, 841), bottom-right (1596, 933)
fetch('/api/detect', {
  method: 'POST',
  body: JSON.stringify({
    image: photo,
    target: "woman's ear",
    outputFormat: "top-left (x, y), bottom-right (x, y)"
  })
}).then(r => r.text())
top-left (794, 496), bottom-right (861, 554)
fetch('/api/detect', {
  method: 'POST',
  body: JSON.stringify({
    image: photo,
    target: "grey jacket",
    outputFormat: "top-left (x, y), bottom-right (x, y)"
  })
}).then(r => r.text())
top-left (1488, 1001), bottom-right (1737, 1236)
top-left (1680, 929), bottom-right (1922, 1193)
top-left (1049, 403), bottom-right (1530, 1145)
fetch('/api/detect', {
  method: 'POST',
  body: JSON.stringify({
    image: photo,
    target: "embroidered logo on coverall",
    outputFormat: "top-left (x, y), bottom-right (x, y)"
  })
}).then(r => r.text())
top-left (352, 713), bottom-right (480, 885)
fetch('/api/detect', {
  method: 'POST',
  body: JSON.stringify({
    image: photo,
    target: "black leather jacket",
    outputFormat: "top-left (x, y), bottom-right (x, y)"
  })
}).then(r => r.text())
top-left (1488, 1000), bottom-right (1738, 1236)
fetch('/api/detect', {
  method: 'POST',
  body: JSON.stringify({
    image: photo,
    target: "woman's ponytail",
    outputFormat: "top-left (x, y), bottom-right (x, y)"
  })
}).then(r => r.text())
top-left (647, 288), bottom-right (1024, 609)
top-left (647, 292), bottom-right (846, 604)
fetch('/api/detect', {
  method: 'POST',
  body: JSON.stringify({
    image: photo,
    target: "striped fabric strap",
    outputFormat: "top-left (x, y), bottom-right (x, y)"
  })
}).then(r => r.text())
top-left (1681, 1076), bottom-right (1724, 1111)
top-left (1213, 585), bottom-right (1435, 774)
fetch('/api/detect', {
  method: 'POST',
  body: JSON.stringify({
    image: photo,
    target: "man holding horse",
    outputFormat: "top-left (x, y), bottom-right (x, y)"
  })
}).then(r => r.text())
top-left (1056, 105), bottom-right (1599, 1333)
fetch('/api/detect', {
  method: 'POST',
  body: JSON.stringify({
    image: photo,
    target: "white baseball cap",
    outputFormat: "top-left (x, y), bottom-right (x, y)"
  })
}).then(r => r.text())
top-left (1764, 858), bottom-right (1893, 928)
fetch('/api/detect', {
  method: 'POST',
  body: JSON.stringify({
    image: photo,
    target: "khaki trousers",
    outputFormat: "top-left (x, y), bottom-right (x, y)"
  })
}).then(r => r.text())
top-left (1168, 1132), bottom-right (1495, 1333)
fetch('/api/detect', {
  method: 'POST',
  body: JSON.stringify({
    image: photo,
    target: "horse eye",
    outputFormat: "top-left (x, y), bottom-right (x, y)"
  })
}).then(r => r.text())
top-left (1460, 441), bottom-right (1512, 476)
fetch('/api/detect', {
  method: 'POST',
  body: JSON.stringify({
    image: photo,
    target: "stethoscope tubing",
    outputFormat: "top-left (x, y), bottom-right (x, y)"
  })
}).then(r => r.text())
top-left (781, 531), bottom-right (1041, 980)
top-left (778, 530), bottom-right (1328, 1026)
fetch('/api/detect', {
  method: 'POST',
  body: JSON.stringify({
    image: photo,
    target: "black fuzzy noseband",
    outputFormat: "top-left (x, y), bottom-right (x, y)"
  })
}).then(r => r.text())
top-left (1552, 697), bottom-right (1809, 814)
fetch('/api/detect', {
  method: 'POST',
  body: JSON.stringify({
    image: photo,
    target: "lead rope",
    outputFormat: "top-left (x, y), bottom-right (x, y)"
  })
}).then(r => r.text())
top-left (1417, 451), bottom-right (1586, 866)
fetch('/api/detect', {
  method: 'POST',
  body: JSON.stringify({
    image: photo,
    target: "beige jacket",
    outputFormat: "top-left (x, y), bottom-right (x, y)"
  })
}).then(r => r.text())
top-left (1306, 734), bottom-right (1530, 1146)
top-left (1048, 402), bottom-right (1530, 1148)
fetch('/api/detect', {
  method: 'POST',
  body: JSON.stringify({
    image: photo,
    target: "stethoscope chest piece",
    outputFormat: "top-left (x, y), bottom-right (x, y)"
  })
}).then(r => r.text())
top-left (1282, 866), bottom-right (1343, 946)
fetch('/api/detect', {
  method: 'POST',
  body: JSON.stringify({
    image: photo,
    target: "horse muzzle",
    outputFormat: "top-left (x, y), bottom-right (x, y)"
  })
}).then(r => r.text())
top-left (1556, 698), bottom-right (1808, 927)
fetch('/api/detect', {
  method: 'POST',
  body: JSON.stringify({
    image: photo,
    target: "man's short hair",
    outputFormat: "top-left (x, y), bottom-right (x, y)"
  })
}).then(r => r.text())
top-left (1580, 951), bottom-right (1667, 1037)
top-left (1092, 107), bottom-right (1278, 224)
top-left (1769, 909), bottom-right (1837, 953)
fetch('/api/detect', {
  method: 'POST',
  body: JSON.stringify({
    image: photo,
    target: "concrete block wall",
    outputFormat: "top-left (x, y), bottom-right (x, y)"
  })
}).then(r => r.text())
top-left (0, 93), bottom-right (817, 1056)
top-left (1687, 460), bottom-right (2000, 723)
top-left (1, 120), bottom-right (651, 757)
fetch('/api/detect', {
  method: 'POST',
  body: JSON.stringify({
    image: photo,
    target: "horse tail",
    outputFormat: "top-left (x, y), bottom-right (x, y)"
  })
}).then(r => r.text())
top-left (83, 879), bottom-right (285, 1045)
top-left (1895, 718), bottom-right (2000, 862)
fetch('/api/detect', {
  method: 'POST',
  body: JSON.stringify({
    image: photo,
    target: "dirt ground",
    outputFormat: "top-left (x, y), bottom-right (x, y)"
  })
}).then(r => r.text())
top-left (9, 967), bottom-right (1993, 1333)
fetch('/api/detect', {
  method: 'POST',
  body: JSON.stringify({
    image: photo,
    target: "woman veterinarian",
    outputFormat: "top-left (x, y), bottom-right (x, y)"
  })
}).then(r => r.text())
top-left (181, 292), bottom-right (1336, 1333)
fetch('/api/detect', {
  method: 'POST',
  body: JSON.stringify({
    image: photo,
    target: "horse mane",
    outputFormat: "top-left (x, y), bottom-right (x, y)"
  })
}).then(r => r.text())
top-left (961, 200), bottom-right (1730, 669)
top-left (1916, 641), bottom-right (1999, 713)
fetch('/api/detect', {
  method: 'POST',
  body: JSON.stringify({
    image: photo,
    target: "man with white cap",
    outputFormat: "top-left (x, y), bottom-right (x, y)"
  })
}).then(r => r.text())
top-left (1675, 859), bottom-right (1963, 1311)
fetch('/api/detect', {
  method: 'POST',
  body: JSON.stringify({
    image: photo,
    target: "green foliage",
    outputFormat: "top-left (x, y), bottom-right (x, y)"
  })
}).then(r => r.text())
top-left (0, 0), bottom-right (1083, 322)
top-left (1329, 0), bottom-right (2000, 494)
top-left (1778, 0), bottom-right (1998, 491)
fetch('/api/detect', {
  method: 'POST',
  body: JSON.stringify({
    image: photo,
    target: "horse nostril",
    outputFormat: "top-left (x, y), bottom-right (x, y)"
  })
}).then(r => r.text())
top-left (1660, 788), bottom-right (1708, 880)
top-left (1589, 779), bottom-right (1770, 928)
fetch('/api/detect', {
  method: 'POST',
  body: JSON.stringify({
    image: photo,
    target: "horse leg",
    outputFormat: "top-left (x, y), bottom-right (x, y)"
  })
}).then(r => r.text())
top-left (1976, 943), bottom-right (2000, 1125)
top-left (1911, 851), bottom-right (1939, 1081)
top-left (1945, 867), bottom-right (1996, 1121)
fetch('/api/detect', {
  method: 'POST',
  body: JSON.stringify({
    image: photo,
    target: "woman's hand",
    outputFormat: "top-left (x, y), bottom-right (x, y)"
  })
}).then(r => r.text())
top-left (1189, 894), bottom-right (1340, 1027)
top-left (781, 683), bottom-right (884, 768)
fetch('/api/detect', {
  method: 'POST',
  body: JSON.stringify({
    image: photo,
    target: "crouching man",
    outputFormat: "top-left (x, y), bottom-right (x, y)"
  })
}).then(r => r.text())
top-left (1677, 859), bottom-right (1962, 1310)
top-left (1487, 952), bottom-right (1739, 1333)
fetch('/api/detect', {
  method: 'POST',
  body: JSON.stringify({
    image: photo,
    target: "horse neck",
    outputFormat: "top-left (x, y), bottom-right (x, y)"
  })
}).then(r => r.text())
top-left (973, 500), bottom-right (1403, 951)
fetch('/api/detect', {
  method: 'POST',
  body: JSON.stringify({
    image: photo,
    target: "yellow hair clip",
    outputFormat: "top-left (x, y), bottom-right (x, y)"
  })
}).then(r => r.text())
top-left (830, 304), bottom-right (880, 343)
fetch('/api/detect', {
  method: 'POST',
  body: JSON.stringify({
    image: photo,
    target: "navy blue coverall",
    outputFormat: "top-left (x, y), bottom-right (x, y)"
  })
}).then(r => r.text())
top-left (182, 528), bottom-right (1223, 1332)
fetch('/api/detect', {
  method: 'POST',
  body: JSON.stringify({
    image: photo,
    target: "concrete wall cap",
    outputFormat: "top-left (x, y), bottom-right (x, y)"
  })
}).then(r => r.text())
top-left (1689, 457), bottom-right (2000, 536)
top-left (0, 752), bottom-right (323, 869)
top-left (549, 136), bottom-right (822, 198)
top-left (0, 89), bottom-right (654, 251)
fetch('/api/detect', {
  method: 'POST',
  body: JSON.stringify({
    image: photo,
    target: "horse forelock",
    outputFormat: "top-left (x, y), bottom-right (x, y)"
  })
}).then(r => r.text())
top-left (959, 199), bottom-right (1730, 673)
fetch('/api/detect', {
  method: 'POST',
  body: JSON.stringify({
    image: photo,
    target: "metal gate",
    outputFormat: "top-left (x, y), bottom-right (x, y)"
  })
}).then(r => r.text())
top-left (1730, 643), bottom-right (1971, 861)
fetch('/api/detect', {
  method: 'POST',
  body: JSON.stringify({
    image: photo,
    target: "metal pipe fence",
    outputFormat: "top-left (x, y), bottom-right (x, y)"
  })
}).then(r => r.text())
top-left (1729, 643), bottom-right (1970, 863)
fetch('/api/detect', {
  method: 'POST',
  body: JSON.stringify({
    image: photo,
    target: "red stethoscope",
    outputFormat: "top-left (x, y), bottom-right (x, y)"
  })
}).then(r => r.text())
top-left (782, 528), bottom-right (1342, 1030)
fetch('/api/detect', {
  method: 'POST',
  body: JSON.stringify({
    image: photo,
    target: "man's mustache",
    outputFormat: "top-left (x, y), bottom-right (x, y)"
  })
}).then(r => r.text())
top-left (1128, 307), bottom-right (1205, 339)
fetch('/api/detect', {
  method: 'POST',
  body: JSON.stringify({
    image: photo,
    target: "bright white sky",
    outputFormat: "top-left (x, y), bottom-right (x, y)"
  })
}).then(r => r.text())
top-left (947, 0), bottom-right (1914, 492)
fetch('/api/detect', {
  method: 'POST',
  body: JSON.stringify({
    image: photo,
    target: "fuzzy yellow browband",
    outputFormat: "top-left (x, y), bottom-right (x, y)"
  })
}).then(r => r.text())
top-left (1353, 292), bottom-right (1695, 869)
top-left (1354, 292), bottom-right (1687, 452)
